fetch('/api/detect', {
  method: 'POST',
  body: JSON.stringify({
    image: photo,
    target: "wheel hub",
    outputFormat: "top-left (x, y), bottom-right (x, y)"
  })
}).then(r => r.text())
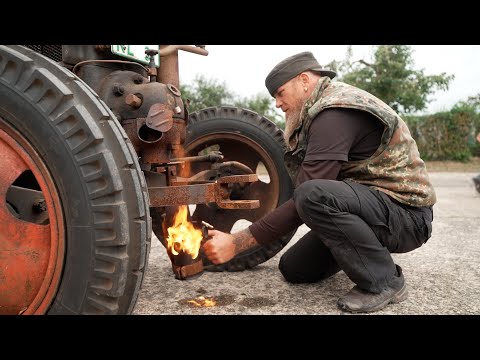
top-left (0, 124), bottom-right (65, 314)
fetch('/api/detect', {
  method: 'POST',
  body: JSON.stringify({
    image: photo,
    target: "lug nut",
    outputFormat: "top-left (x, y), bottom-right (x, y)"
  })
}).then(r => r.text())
top-left (112, 83), bottom-right (125, 96)
top-left (133, 75), bottom-right (144, 84)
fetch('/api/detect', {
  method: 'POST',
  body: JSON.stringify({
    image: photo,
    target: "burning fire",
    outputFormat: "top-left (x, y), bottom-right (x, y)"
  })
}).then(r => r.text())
top-left (187, 296), bottom-right (217, 307)
top-left (166, 205), bottom-right (203, 259)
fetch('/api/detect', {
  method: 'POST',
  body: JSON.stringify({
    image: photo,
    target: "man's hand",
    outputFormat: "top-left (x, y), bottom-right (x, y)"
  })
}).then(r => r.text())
top-left (202, 230), bottom-right (236, 264)
top-left (202, 228), bottom-right (259, 265)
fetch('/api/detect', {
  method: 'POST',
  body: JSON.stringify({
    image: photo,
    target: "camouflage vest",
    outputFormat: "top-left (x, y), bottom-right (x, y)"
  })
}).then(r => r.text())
top-left (284, 77), bottom-right (436, 207)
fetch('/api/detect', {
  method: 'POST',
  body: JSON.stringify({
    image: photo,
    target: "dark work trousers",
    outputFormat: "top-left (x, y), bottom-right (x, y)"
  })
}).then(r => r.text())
top-left (279, 179), bottom-right (433, 294)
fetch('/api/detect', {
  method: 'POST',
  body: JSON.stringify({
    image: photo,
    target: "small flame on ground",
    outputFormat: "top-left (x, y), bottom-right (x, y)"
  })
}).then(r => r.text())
top-left (186, 296), bottom-right (217, 307)
top-left (166, 205), bottom-right (203, 259)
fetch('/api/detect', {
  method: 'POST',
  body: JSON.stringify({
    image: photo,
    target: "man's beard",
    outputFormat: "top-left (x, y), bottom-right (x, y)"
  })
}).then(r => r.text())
top-left (283, 100), bottom-right (305, 149)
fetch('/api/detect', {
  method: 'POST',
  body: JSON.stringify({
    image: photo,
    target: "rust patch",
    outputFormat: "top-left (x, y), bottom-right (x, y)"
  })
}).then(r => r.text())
top-left (25, 279), bottom-right (32, 295)
top-left (23, 249), bottom-right (40, 263)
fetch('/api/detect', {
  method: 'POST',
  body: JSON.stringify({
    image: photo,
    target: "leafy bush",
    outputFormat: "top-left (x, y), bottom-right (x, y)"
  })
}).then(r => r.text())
top-left (404, 104), bottom-right (480, 161)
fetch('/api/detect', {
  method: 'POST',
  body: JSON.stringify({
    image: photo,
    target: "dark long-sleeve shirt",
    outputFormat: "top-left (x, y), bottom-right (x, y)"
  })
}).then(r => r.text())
top-left (249, 108), bottom-right (384, 245)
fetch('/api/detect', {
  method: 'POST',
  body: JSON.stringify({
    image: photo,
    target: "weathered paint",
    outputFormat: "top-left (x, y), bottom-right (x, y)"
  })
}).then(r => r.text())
top-left (0, 126), bottom-right (64, 314)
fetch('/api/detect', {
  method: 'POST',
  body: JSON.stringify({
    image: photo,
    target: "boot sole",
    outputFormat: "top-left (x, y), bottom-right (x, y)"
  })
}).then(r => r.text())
top-left (473, 178), bottom-right (480, 194)
top-left (339, 284), bottom-right (409, 313)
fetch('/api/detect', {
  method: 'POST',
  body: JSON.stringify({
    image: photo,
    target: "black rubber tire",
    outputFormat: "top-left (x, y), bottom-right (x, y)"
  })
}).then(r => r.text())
top-left (152, 106), bottom-right (295, 272)
top-left (0, 46), bottom-right (151, 314)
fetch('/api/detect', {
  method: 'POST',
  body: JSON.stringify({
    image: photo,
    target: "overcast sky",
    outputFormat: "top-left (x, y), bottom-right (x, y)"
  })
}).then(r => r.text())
top-left (177, 45), bottom-right (480, 115)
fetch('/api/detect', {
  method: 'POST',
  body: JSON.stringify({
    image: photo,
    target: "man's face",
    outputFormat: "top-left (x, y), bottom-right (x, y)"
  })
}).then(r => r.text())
top-left (274, 76), bottom-right (309, 145)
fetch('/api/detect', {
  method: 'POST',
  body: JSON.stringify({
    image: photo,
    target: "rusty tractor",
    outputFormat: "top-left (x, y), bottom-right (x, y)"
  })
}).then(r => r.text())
top-left (0, 45), bottom-right (295, 314)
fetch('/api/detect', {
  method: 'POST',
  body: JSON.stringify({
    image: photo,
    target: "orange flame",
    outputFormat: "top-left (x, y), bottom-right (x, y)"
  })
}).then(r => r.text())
top-left (166, 205), bottom-right (203, 259)
top-left (187, 296), bottom-right (217, 307)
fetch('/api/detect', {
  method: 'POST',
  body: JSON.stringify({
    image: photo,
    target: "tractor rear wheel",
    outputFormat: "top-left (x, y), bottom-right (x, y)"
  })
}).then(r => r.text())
top-left (152, 106), bottom-right (296, 272)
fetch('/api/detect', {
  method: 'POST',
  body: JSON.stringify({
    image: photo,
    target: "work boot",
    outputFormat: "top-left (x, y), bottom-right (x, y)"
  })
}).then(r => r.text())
top-left (337, 265), bottom-right (408, 313)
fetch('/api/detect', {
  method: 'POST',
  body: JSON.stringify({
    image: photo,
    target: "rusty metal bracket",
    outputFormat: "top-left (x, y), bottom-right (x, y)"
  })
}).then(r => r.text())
top-left (146, 103), bottom-right (174, 132)
top-left (149, 174), bottom-right (260, 209)
top-left (172, 260), bottom-right (203, 280)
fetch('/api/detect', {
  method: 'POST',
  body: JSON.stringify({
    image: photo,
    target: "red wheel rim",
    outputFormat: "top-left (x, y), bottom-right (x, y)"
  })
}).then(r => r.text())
top-left (0, 121), bottom-right (65, 315)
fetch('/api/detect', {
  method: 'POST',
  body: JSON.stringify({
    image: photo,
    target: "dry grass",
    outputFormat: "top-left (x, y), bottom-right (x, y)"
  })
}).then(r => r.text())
top-left (425, 157), bottom-right (480, 172)
top-left (256, 157), bottom-right (480, 175)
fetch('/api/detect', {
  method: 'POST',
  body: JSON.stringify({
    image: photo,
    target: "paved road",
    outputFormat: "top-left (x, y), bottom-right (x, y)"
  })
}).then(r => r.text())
top-left (133, 172), bottom-right (480, 315)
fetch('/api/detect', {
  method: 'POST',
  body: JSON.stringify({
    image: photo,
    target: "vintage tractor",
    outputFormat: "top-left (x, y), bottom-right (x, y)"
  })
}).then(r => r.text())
top-left (0, 45), bottom-right (294, 314)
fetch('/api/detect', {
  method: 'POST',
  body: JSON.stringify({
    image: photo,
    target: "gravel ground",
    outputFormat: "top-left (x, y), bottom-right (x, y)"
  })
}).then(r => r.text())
top-left (133, 172), bottom-right (480, 315)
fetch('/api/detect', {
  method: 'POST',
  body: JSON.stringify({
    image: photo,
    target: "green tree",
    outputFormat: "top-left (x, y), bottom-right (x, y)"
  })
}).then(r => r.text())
top-left (180, 75), bottom-right (235, 111)
top-left (463, 93), bottom-right (480, 112)
top-left (180, 74), bottom-right (284, 128)
top-left (234, 94), bottom-right (284, 128)
top-left (325, 46), bottom-right (454, 114)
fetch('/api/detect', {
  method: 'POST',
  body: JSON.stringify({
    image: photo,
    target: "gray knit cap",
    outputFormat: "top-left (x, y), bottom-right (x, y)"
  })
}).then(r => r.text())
top-left (265, 51), bottom-right (336, 96)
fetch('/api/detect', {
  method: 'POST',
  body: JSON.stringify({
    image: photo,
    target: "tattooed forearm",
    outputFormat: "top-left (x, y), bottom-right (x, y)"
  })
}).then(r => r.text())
top-left (232, 228), bottom-right (258, 255)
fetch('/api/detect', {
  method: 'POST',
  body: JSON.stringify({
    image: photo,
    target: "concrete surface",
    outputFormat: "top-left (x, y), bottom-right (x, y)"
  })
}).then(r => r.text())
top-left (133, 172), bottom-right (480, 315)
